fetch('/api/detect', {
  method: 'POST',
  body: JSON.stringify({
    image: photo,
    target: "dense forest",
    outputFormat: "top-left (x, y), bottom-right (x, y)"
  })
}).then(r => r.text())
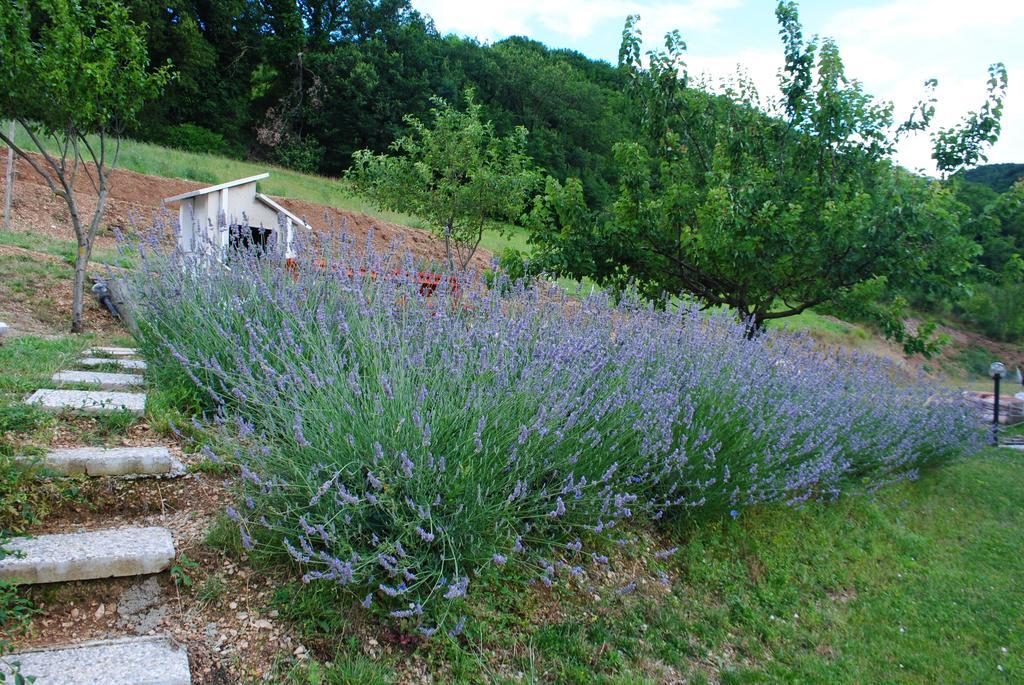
top-left (964, 163), bottom-right (1024, 193)
top-left (124, 0), bottom-right (634, 206)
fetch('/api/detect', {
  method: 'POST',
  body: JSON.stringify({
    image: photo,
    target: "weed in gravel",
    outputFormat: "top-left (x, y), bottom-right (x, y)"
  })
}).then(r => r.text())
top-left (204, 514), bottom-right (244, 557)
top-left (170, 553), bottom-right (201, 589)
top-left (282, 654), bottom-right (395, 685)
top-left (196, 575), bottom-right (226, 606)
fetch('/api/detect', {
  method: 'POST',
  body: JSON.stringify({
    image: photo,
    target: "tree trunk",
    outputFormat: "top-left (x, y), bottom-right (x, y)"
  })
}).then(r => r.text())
top-left (2, 121), bottom-right (14, 231)
top-left (68, 188), bottom-right (107, 334)
top-left (746, 311), bottom-right (767, 339)
top-left (71, 242), bottom-right (90, 333)
top-left (444, 220), bottom-right (454, 271)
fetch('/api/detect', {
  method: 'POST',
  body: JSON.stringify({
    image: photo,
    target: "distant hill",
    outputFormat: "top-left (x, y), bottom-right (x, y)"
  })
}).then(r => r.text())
top-left (962, 163), bottom-right (1024, 193)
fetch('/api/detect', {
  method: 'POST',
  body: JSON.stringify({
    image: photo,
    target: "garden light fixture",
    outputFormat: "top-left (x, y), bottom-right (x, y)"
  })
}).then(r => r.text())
top-left (991, 361), bottom-right (1006, 446)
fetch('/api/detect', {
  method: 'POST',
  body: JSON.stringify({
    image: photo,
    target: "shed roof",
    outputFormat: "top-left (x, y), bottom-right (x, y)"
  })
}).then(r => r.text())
top-left (162, 173), bottom-right (270, 204)
top-left (255, 193), bottom-right (312, 231)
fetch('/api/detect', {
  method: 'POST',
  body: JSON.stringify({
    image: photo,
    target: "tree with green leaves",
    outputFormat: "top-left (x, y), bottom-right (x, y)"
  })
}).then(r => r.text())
top-left (529, 2), bottom-right (1007, 344)
top-left (348, 92), bottom-right (539, 270)
top-left (0, 0), bottom-right (171, 332)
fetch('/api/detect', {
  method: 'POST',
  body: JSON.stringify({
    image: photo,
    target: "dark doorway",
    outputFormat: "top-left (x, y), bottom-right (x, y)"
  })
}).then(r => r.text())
top-left (229, 224), bottom-right (274, 254)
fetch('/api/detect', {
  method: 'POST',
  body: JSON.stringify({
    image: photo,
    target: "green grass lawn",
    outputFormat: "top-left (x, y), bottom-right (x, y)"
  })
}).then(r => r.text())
top-left (0, 229), bottom-right (132, 268)
top-left (260, 449), bottom-right (1024, 684)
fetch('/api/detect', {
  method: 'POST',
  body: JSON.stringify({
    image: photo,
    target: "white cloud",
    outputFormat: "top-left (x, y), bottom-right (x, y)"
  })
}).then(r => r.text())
top-left (823, 0), bottom-right (1023, 171)
top-left (826, 0), bottom-right (1024, 43)
top-left (417, 0), bottom-right (741, 43)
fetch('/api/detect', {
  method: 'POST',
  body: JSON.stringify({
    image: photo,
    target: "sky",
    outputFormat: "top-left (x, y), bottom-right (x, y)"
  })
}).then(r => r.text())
top-left (414, 0), bottom-right (1023, 174)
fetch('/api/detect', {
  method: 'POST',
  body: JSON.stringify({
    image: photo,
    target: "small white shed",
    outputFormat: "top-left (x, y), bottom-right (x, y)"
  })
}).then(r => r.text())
top-left (163, 173), bottom-right (311, 260)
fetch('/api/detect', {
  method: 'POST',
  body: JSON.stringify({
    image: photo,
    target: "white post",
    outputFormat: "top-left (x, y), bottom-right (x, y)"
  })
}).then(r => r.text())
top-left (285, 217), bottom-right (294, 259)
top-left (3, 120), bottom-right (15, 231)
top-left (219, 187), bottom-right (230, 256)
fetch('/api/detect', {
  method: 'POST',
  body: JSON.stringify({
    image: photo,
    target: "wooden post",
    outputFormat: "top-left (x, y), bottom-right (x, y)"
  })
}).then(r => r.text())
top-left (2, 121), bottom-right (14, 231)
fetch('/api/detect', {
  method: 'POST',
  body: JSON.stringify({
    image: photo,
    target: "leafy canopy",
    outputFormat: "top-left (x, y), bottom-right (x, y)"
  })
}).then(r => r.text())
top-left (528, 2), bottom-right (1006, 337)
top-left (347, 91), bottom-right (539, 269)
top-left (0, 0), bottom-right (171, 332)
top-left (0, 0), bottom-right (170, 138)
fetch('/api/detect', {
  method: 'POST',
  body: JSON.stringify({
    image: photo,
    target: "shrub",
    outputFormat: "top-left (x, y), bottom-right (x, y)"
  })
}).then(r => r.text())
top-left (955, 281), bottom-right (1024, 342)
top-left (484, 247), bottom-right (528, 292)
top-left (128, 234), bottom-right (983, 635)
top-left (155, 123), bottom-right (244, 158)
top-left (272, 136), bottom-right (325, 174)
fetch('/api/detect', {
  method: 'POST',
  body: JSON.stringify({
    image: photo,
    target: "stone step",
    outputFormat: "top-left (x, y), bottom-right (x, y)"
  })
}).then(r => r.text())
top-left (53, 369), bottom-right (144, 391)
top-left (0, 527), bottom-right (175, 585)
top-left (0, 636), bottom-right (191, 684)
top-left (26, 389), bottom-right (146, 416)
top-left (21, 447), bottom-right (184, 478)
top-left (80, 357), bottom-right (147, 371)
top-left (84, 346), bottom-right (140, 357)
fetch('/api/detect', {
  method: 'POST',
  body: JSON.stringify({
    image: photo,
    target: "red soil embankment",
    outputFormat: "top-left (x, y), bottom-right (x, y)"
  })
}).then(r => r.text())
top-left (0, 152), bottom-right (491, 270)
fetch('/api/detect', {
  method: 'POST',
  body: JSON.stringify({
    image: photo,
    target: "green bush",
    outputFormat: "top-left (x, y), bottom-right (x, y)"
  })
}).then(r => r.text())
top-left (484, 247), bottom-right (529, 292)
top-left (955, 281), bottom-right (1024, 342)
top-left (956, 346), bottom-right (997, 378)
top-left (0, 452), bottom-right (82, 534)
top-left (273, 137), bottom-right (325, 174)
top-left (131, 239), bottom-right (982, 634)
top-left (156, 123), bottom-right (244, 158)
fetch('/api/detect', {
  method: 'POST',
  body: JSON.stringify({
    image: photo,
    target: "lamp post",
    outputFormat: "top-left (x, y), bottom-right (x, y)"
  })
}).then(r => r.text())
top-left (991, 361), bottom-right (1006, 446)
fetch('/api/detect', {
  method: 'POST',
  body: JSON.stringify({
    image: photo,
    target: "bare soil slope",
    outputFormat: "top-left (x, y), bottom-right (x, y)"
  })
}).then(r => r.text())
top-left (1, 153), bottom-right (491, 269)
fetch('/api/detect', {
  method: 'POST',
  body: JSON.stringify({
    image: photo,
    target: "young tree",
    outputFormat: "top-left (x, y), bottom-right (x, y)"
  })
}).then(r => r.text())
top-left (529, 2), bottom-right (1007, 339)
top-left (0, 0), bottom-right (171, 332)
top-left (347, 92), bottom-right (539, 270)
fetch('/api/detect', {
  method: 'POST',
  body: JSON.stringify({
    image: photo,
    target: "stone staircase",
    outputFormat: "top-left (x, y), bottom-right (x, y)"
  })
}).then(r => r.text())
top-left (20, 446), bottom-right (184, 478)
top-left (0, 527), bottom-right (176, 585)
top-left (52, 370), bottom-right (145, 391)
top-left (79, 357), bottom-right (147, 371)
top-left (25, 389), bottom-right (147, 416)
top-left (0, 637), bottom-right (191, 685)
top-left (26, 346), bottom-right (148, 416)
top-left (4, 346), bottom-right (193, 683)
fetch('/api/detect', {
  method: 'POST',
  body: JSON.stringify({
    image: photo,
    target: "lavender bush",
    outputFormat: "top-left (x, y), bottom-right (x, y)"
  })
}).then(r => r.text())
top-left (128, 233), bottom-right (982, 633)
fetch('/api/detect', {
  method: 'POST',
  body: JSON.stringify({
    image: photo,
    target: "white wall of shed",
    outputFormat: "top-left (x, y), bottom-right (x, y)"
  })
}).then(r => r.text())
top-left (175, 179), bottom-right (299, 259)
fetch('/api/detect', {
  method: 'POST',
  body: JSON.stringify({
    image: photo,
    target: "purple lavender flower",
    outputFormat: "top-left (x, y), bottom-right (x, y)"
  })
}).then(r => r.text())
top-left (444, 576), bottom-right (469, 600)
top-left (448, 615), bottom-right (467, 638)
top-left (548, 497), bottom-right (567, 518)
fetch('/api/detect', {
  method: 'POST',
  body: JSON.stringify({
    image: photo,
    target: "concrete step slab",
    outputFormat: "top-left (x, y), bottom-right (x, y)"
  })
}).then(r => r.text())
top-left (53, 370), bottom-right (144, 391)
top-left (0, 636), bottom-right (190, 684)
top-left (21, 447), bottom-right (184, 477)
top-left (84, 346), bottom-right (140, 357)
top-left (26, 389), bottom-right (146, 416)
top-left (80, 357), bottom-right (147, 371)
top-left (0, 527), bottom-right (175, 585)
